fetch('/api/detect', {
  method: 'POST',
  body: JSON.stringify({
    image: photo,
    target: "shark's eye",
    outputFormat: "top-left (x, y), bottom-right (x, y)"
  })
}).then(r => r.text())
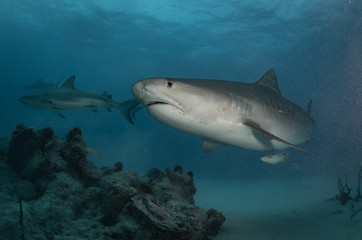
top-left (167, 81), bottom-right (173, 88)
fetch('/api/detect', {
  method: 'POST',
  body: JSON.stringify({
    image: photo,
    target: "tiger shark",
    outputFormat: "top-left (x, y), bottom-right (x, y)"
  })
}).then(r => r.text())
top-left (131, 69), bottom-right (315, 152)
top-left (20, 75), bottom-right (140, 124)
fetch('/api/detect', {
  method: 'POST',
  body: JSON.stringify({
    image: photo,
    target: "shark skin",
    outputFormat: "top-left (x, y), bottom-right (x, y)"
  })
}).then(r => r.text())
top-left (20, 75), bottom-right (140, 124)
top-left (131, 69), bottom-right (315, 152)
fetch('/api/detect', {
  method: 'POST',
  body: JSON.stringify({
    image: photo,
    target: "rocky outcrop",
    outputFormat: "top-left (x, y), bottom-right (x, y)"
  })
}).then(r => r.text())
top-left (0, 125), bottom-right (225, 240)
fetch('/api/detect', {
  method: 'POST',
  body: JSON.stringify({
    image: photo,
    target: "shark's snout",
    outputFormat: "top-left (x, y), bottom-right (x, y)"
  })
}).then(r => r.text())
top-left (132, 81), bottom-right (146, 103)
top-left (131, 81), bottom-right (142, 98)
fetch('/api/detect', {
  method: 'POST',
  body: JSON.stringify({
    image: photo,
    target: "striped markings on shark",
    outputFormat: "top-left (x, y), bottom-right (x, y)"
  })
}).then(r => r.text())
top-left (131, 69), bottom-right (315, 155)
top-left (19, 75), bottom-right (140, 124)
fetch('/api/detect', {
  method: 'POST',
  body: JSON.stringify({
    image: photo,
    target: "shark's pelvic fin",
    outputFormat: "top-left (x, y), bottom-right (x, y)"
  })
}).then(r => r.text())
top-left (244, 120), bottom-right (312, 153)
top-left (255, 69), bottom-right (281, 96)
top-left (202, 138), bottom-right (224, 153)
top-left (60, 75), bottom-right (76, 89)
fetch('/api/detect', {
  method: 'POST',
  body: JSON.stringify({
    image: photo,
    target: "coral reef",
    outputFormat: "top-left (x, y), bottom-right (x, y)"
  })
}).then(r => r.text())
top-left (0, 125), bottom-right (225, 240)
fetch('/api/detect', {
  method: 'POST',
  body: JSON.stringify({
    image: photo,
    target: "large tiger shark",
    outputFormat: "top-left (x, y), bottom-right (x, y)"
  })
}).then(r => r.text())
top-left (132, 69), bottom-right (315, 152)
top-left (20, 75), bottom-right (140, 124)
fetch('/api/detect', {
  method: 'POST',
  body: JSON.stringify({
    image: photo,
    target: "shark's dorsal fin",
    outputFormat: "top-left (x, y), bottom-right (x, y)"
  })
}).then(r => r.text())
top-left (255, 69), bottom-right (281, 96)
top-left (306, 100), bottom-right (313, 115)
top-left (60, 75), bottom-right (76, 89)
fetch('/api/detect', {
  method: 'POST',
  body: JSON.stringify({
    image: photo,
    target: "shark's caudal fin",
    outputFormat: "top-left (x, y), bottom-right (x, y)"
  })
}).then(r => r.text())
top-left (118, 99), bottom-right (141, 124)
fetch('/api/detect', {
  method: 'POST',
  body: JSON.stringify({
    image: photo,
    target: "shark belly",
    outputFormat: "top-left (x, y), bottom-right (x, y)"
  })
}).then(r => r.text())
top-left (147, 104), bottom-right (297, 152)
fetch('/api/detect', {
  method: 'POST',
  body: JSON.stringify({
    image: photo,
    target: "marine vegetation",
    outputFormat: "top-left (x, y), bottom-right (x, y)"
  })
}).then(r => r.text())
top-left (335, 164), bottom-right (362, 205)
top-left (332, 164), bottom-right (362, 222)
top-left (337, 175), bottom-right (352, 205)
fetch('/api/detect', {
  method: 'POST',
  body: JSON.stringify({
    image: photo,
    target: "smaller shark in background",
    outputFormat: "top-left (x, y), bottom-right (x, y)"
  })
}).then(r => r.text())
top-left (20, 75), bottom-right (140, 124)
top-left (24, 77), bottom-right (63, 90)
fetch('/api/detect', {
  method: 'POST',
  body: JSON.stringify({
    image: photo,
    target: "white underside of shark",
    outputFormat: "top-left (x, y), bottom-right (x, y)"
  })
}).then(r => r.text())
top-left (132, 69), bottom-right (315, 152)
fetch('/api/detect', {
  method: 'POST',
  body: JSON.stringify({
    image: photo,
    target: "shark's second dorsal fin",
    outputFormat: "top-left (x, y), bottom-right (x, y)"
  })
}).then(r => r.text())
top-left (255, 69), bottom-right (281, 96)
top-left (60, 75), bottom-right (76, 89)
top-left (102, 92), bottom-right (112, 99)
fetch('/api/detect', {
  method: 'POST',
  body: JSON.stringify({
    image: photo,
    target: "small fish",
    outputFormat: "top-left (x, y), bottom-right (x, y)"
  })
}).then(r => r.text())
top-left (86, 147), bottom-right (103, 159)
top-left (260, 152), bottom-right (288, 165)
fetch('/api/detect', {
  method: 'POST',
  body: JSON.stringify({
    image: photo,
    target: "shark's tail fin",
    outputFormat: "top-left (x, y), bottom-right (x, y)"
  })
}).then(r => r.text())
top-left (306, 100), bottom-right (313, 115)
top-left (118, 99), bottom-right (141, 124)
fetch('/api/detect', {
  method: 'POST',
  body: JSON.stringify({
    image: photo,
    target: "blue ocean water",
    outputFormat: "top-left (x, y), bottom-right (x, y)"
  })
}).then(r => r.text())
top-left (0, 0), bottom-right (361, 238)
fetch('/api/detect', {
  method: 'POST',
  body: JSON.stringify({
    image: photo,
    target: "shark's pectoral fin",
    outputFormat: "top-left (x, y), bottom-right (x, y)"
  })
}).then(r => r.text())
top-left (244, 120), bottom-right (312, 153)
top-left (52, 110), bottom-right (65, 118)
top-left (202, 138), bottom-right (224, 153)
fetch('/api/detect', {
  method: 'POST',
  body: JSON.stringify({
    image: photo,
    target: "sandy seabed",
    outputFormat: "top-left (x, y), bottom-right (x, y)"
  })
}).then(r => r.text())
top-left (195, 176), bottom-right (362, 240)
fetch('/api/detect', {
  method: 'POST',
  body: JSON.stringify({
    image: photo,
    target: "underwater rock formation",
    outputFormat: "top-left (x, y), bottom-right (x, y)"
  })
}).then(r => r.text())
top-left (0, 125), bottom-right (225, 240)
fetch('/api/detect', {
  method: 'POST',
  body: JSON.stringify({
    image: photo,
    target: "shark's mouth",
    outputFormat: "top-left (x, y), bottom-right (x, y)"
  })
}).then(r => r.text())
top-left (147, 101), bottom-right (168, 106)
top-left (146, 101), bottom-right (184, 112)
